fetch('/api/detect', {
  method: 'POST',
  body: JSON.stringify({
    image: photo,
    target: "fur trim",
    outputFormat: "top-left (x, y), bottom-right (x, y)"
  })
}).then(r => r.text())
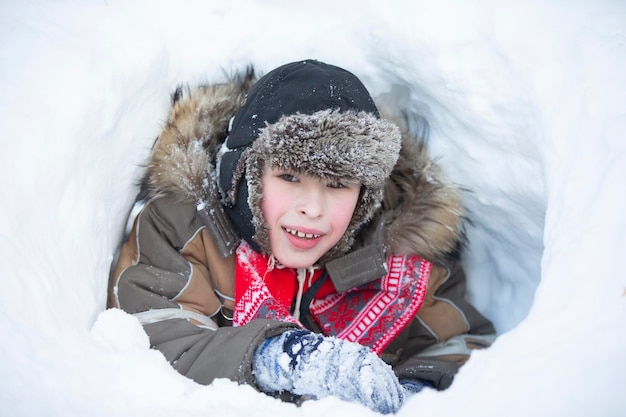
top-left (379, 118), bottom-right (466, 265)
top-left (146, 69), bottom-right (256, 202)
top-left (241, 109), bottom-right (402, 263)
top-left (142, 67), bottom-right (464, 267)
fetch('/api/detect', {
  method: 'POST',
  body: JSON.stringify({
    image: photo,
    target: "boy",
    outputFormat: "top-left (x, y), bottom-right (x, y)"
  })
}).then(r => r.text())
top-left (108, 60), bottom-right (495, 414)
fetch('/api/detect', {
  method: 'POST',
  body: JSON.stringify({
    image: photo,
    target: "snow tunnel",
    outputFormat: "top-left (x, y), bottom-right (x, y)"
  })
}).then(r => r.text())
top-left (1, 1), bottom-right (624, 416)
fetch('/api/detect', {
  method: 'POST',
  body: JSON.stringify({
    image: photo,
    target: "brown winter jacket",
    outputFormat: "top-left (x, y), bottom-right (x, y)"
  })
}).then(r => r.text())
top-left (108, 69), bottom-right (494, 392)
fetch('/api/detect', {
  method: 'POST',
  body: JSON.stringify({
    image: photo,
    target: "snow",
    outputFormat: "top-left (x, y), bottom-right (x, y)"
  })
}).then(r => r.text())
top-left (1, 0), bottom-right (625, 416)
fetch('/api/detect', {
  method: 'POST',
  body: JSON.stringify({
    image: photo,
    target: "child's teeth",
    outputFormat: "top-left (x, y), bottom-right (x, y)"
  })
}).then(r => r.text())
top-left (286, 228), bottom-right (318, 239)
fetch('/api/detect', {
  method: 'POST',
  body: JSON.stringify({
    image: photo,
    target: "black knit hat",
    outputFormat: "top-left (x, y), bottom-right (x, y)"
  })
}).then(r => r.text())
top-left (218, 60), bottom-right (401, 263)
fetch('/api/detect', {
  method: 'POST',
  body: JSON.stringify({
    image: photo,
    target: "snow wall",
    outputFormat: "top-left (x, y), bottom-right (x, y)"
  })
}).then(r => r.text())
top-left (1, 1), bottom-right (625, 416)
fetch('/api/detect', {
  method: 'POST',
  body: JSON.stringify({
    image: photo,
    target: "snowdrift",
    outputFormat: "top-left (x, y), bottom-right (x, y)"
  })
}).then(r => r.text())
top-left (1, 1), bottom-right (624, 416)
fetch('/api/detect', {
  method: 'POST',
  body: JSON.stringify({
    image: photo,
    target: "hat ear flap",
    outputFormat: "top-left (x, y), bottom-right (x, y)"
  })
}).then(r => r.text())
top-left (244, 149), bottom-right (272, 255)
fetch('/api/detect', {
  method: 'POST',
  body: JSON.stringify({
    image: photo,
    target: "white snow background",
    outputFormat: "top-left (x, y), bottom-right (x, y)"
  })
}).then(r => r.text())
top-left (1, 0), bottom-right (625, 416)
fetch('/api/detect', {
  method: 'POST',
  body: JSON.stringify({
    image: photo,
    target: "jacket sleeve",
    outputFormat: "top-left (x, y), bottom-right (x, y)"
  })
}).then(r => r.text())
top-left (109, 194), bottom-right (223, 317)
top-left (108, 194), bottom-right (298, 387)
top-left (144, 318), bottom-right (296, 386)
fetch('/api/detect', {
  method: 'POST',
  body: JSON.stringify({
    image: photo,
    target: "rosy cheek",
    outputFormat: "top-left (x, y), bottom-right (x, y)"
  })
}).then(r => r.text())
top-left (333, 194), bottom-right (359, 235)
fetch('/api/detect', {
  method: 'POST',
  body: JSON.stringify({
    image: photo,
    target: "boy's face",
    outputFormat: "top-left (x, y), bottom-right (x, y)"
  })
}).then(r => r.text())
top-left (260, 166), bottom-right (360, 269)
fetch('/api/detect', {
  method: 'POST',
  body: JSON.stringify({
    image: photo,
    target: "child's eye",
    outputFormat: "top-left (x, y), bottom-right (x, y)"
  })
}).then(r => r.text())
top-left (328, 181), bottom-right (346, 189)
top-left (279, 173), bottom-right (298, 183)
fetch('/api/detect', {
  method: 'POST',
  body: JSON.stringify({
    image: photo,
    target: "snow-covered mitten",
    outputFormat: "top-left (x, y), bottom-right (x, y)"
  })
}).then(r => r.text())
top-left (253, 329), bottom-right (404, 414)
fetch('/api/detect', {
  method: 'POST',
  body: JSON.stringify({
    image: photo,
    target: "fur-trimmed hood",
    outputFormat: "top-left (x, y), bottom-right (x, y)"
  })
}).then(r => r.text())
top-left (143, 66), bottom-right (465, 267)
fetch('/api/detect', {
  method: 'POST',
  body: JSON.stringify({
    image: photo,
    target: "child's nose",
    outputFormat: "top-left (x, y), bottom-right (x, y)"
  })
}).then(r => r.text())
top-left (298, 185), bottom-right (324, 218)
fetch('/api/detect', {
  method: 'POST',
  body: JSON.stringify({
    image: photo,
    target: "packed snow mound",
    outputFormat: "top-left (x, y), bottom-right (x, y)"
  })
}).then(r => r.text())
top-left (1, 1), bottom-right (625, 416)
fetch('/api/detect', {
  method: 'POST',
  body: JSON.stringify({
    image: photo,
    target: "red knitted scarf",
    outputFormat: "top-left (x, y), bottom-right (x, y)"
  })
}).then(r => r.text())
top-left (233, 242), bottom-right (431, 354)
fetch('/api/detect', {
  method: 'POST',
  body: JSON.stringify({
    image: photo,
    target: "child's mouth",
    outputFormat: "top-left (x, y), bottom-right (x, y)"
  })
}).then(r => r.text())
top-left (283, 227), bottom-right (323, 250)
top-left (283, 227), bottom-right (321, 240)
